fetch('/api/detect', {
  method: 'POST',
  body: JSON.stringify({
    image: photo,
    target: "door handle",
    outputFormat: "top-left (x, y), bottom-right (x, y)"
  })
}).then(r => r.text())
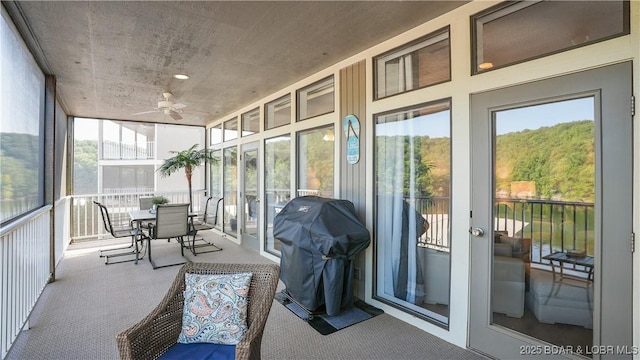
top-left (469, 227), bottom-right (485, 237)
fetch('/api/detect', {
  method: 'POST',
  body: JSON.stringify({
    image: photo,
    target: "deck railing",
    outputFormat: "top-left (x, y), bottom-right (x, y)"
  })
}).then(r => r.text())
top-left (0, 206), bottom-right (52, 359)
top-left (71, 189), bottom-right (206, 241)
top-left (102, 140), bottom-right (154, 160)
top-left (405, 196), bottom-right (593, 266)
top-left (407, 196), bottom-right (451, 251)
top-left (494, 198), bottom-right (594, 264)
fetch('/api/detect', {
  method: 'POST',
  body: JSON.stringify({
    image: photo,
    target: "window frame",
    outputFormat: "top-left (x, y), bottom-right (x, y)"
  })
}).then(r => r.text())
top-left (296, 76), bottom-right (335, 122)
top-left (0, 9), bottom-right (46, 225)
top-left (223, 117), bottom-right (238, 142)
top-left (264, 94), bottom-right (292, 130)
top-left (372, 98), bottom-right (453, 328)
top-left (241, 107), bottom-right (260, 137)
top-left (373, 26), bottom-right (451, 101)
top-left (471, 0), bottom-right (631, 75)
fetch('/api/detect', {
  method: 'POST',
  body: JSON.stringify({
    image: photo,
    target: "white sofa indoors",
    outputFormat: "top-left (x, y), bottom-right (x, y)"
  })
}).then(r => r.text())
top-left (492, 237), bottom-right (529, 318)
top-left (526, 268), bottom-right (593, 329)
top-left (492, 254), bottom-right (526, 318)
top-left (418, 246), bottom-right (451, 305)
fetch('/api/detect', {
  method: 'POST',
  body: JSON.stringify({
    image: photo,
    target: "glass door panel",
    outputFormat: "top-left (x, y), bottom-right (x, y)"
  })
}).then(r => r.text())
top-left (469, 63), bottom-right (633, 358)
top-left (492, 98), bottom-right (594, 349)
top-left (373, 100), bottom-right (452, 326)
top-left (223, 147), bottom-right (237, 236)
top-left (264, 135), bottom-right (291, 255)
top-left (242, 143), bottom-right (259, 252)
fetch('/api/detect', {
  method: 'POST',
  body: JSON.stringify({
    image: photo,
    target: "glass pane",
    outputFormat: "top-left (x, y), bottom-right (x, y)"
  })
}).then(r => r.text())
top-left (492, 97), bottom-right (594, 352)
top-left (73, 119), bottom-right (100, 195)
top-left (374, 100), bottom-right (451, 325)
top-left (210, 125), bottom-right (222, 145)
top-left (224, 118), bottom-right (238, 141)
top-left (474, 1), bottom-right (629, 73)
top-left (265, 95), bottom-right (291, 130)
top-left (1, 10), bottom-right (46, 224)
top-left (265, 135), bottom-right (291, 256)
top-left (243, 148), bottom-right (259, 247)
top-left (209, 149), bottom-right (222, 197)
top-left (209, 149), bottom-right (222, 229)
top-left (223, 147), bottom-right (238, 236)
top-left (297, 77), bottom-right (334, 121)
top-left (101, 120), bottom-right (155, 160)
top-left (297, 126), bottom-right (334, 198)
top-left (241, 108), bottom-right (260, 136)
top-left (375, 28), bottom-right (450, 99)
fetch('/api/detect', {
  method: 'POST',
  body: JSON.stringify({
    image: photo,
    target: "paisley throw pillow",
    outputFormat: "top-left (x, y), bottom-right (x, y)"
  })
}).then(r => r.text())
top-left (178, 272), bottom-right (253, 345)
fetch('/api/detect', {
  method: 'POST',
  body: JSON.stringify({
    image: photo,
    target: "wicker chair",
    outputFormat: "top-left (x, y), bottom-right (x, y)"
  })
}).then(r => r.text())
top-left (116, 262), bottom-right (280, 360)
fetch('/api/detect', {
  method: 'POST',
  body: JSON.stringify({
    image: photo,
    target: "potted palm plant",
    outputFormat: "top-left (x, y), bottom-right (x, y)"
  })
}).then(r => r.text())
top-left (157, 144), bottom-right (217, 212)
top-left (150, 196), bottom-right (169, 213)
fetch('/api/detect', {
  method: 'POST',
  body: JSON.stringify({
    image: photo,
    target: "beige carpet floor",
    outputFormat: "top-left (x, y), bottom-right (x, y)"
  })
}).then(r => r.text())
top-left (6, 233), bottom-right (484, 360)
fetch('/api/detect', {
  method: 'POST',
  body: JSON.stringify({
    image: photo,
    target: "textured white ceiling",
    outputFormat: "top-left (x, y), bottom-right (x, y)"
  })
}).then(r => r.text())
top-left (7, 1), bottom-right (467, 126)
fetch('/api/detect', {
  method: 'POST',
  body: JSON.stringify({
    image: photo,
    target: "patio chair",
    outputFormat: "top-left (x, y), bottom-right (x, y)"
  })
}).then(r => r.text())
top-left (94, 201), bottom-right (142, 265)
top-left (147, 203), bottom-right (191, 269)
top-left (246, 195), bottom-right (258, 221)
top-left (139, 196), bottom-right (154, 211)
top-left (184, 196), bottom-right (223, 256)
top-left (137, 196), bottom-right (156, 231)
top-left (116, 262), bottom-right (280, 360)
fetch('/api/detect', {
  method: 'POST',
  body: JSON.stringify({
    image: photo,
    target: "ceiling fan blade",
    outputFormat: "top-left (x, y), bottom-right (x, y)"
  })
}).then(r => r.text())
top-left (168, 110), bottom-right (182, 120)
top-left (172, 103), bottom-right (187, 110)
top-left (131, 110), bottom-right (158, 116)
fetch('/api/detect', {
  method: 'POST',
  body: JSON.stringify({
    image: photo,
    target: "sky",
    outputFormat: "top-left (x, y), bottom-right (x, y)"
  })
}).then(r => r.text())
top-left (74, 118), bottom-right (100, 140)
top-left (495, 97), bottom-right (594, 135)
top-left (375, 96), bottom-right (594, 138)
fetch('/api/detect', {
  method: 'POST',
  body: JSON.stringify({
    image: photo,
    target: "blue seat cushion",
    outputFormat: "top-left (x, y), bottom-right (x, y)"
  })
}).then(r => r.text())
top-left (158, 342), bottom-right (236, 360)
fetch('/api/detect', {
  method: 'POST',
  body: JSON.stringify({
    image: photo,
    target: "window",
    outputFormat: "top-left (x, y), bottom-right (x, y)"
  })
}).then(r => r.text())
top-left (472, 1), bottom-right (630, 74)
top-left (72, 118), bottom-right (205, 195)
top-left (224, 118), bottom-right (238, 141)
top-left (265, 95), bottom-right (291, 130)
top-left (210, 124), bottom-right (222, 145)
top-left (223, 147), bottom-right (238, 236)
top-left (0, 10), bottom-right (46, 224)
top-left (374, 99), bottom-right (452, 326)
top-left (374, 27), bottom-right (450, 99)
top-left (264, 135), bottom-right (291, 256)
top-left (297, 76), bottom-right (334, 121)
top-left (209, 150), bottom-right (222, 198)
top-left (241, 107), bottom-right (260, 136)
top-left (297, 126), bottom-right (334, 198)
top-left (97, 120), bottom-right (154, 160)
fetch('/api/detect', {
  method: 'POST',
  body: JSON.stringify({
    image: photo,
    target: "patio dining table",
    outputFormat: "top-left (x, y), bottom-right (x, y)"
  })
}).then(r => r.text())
top-left (129, 209), bottom-right (196, 269)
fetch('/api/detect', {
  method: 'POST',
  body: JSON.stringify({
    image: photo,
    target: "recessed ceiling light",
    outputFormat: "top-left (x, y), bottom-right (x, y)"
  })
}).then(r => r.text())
top-left (173, 74), bottom-right (190, 80)
top-left (478, 62), bottom-right (494, 70)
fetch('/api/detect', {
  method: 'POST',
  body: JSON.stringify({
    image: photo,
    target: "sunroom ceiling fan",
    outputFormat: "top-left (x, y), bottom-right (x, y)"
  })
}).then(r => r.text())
top-left (132, 92), bottom-right (187, 120)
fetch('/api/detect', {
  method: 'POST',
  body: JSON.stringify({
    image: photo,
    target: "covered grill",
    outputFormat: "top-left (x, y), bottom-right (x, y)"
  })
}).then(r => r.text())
top-left (273, 196), bottom-right (370, 316)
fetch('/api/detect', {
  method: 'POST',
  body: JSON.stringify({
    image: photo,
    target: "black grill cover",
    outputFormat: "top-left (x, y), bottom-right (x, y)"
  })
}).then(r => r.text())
top-left (273, 196), bottom-right (370, 316)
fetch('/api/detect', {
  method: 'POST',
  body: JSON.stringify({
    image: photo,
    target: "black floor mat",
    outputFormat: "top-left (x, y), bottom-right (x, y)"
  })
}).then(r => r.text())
top-left (275, 290), bottom-right (383, 335)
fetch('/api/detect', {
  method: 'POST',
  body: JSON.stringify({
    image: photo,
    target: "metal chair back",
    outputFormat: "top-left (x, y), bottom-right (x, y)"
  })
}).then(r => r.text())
top-left (94, 200), bottom-right (116, 237)
top-left (94, 201), bottom-right (141, 264)
top-left (203, 197), bottom-right (222, 226)
top-left (139, 197), bottom-right (154, 211)
top-left (153, 203), bottom-right (190, 239)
